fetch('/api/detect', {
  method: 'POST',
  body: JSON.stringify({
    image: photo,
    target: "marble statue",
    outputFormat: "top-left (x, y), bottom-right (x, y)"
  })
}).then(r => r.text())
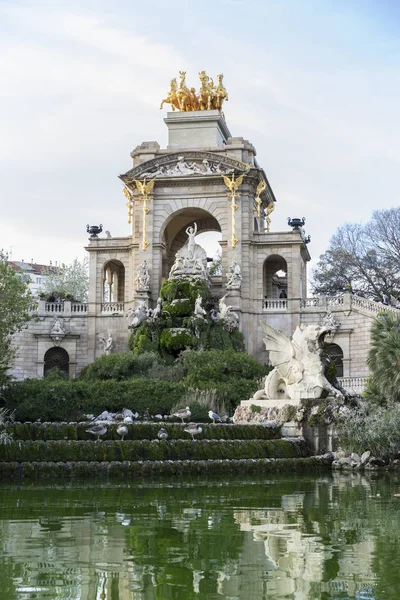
top-left (194, 294), bottom-right (207, 318)
top-left (168, 222), bottom-right (209, 281)
top-left (135, 260), bottom-right (150, 291)
top-left (126, 301), bottom-right (149, 329)
top-left (226, 261), bottom-right (242, 290)
top-left (215, 295), bottom-right (239, 331)
top-left (100, 335), bottom-right (113, 355)
top-left (253, 322), bottom-right (344, 401)
top-left (151, 297), bottom-right (163, 320)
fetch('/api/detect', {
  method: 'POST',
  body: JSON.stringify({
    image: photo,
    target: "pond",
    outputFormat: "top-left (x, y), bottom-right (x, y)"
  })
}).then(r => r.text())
top-left (0, 473), bottom-right (399, 599)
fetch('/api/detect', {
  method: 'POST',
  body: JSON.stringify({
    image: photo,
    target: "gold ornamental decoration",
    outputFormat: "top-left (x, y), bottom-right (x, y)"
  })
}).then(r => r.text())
top-left (264, 202), bottom-right (275, 232)
top-left (160, 71), bottom-right (228, 112)
top-left (123, 178), bottom-right (155, 251)
top-left (222, 172), bottom-right (247, 248)
top-left (254, 181), bottom-right (267, 218)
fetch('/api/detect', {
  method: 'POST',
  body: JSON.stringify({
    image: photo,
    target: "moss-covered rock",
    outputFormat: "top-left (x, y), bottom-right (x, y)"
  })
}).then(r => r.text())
top-left (159, 328), bottom-right (195, 355)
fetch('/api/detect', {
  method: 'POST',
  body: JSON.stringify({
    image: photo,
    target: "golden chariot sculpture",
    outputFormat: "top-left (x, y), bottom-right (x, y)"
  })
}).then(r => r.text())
top-left (160, 71), bottom-right (228, 112)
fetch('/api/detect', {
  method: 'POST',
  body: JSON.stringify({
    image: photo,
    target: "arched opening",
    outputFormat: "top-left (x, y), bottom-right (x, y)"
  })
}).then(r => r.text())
top-left (324, 343), bottom-right (344, 378)
top-left (160, 208), bottom-right (222, 281)
top-left (102, 260), bottom-right (125, 302)
top-left (44, 347), bottom-right (69, 378)
top-left (263, 255), bottom-right (288, 305)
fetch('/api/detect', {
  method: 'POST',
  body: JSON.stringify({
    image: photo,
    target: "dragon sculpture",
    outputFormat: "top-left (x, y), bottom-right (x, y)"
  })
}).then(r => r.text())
top-left (254, 322), bottom-right (344, 401)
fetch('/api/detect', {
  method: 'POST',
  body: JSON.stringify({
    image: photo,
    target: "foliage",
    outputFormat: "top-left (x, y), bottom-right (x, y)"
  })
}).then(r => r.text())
top-left (39, 257), bottom-right (89, 302)
top-left (312, 208), bottom-right (400, 298)
top-left (159, 328), bottom-right (195, 355)
top-left (3, 378), bottom-right (186, 422)
top-left (179, 349), bottom-right (267, 387)
top-left (365, 313), bottom-right (400, 404)
top-left (0, 251), bottom-right (32, 385)
top-left (339, 404), bottom-right (400, 460)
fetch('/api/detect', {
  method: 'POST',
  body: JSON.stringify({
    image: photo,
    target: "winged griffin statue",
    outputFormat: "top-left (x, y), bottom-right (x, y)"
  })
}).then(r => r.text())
top-left (254, 322), bottom-right (344, 401)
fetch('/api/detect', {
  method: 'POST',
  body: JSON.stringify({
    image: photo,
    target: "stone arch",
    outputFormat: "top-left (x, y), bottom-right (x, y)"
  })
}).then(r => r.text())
top-left (159, 206), bottom-right (224, 281)
top-left (44, 347), bottom-right (69, 378)
top-left (102, 259), bottom-right (125, 302)
top-left (263, 254), bottom-right (288, 302)
top-left (324, 342), bottom-right (344, 378)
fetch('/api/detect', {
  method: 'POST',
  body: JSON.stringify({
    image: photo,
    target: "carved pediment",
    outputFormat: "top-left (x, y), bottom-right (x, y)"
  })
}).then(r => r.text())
top-left (119, 151), bottom-right (251, 184)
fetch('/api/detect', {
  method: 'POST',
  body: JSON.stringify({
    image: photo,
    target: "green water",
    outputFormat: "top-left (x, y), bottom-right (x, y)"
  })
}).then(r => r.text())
top-left (0, 473), bottom-right (399, 599)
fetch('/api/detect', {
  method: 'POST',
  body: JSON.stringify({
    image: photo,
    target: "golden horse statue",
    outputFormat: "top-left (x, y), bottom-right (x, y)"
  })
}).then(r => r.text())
top-left (176, 71), bottom-right (195, 112)
top-left (198, 71), bottom-right (215, 111)
top-left (160, 78), bottom-right (180, 111)
top-left (213, 74), bottom-right (228, 110)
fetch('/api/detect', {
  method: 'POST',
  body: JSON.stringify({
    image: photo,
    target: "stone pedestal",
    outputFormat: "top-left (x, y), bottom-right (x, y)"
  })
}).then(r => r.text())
top-left (164, 110), bottom-right (231, 149)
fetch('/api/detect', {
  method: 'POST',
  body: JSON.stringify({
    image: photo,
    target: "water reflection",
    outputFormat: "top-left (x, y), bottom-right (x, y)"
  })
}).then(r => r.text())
top-left (0, 473), bottom-right (399, 599)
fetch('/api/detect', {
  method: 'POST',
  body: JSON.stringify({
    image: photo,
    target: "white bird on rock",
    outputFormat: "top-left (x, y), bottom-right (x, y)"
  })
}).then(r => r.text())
top-left (86, 424), bottom-right (107, 441)
top-left (184, 424), bottom-right (202, 441)
top-left (208, 410), bottom-right (222, 424)
top-left (117, 425), bottom-right (128, 441)
top-left (173, 406), bottom-right (191, 423)
top-left (157, 428), bottom-right (168, 441)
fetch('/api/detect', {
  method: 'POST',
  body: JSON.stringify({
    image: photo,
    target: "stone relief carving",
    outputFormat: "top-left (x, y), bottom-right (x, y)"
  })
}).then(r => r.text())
top-left (50, 317), bottom-right (66, 345)
top-left (168, 222), bottom-right (209, 281)
top-left (321, 311), bottom-right (341, 331)
top-left (135, 260), bottom-right (150, 291)
top-left (126, 301), bottom-right (149, 329)
top-left (253, 322), bottom-right (344, 402)
top-left (226, 261), bottom-right (242, 290)
top-left (141, 156), bottom-right (234, 179)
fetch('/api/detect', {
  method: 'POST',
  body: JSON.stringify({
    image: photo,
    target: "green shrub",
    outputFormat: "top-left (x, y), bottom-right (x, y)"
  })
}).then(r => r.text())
top-left (3, 378), bottom-right (186, 422)
top-left (159, 328), bottom-right (195, 355)
top-left (164, 299), bottom-right (193, 318)
top-left (180, 349), bottom-right (267, 386)
top-left (160, 279), bottom-right (210, 305)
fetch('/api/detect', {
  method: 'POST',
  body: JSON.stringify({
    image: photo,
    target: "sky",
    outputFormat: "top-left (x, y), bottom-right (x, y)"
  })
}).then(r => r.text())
top-left (1, 0), bottom-right (399, 280)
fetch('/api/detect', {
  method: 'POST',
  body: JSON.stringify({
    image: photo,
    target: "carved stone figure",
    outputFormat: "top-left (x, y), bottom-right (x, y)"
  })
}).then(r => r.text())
top-left (215, 295), bottom-right (239, 331)
top-left (50, 317), bottom-right (66, 345)
top-left (194, 294), bottom-right (207, 318)
top-left (152, 297), bottom-right (163, 320)
top-left (126, 301), bottom-right (149, 329)
top-left (253, 322), bottom-right (344, 401)
top-left (135, 260), bottom-right (150, 291)
top-left (100, 335), bottom-right (113, 355)
top-left (168, 223), bottom-right (209, 281)
top-left (226, 261), bottom-right (242, 290)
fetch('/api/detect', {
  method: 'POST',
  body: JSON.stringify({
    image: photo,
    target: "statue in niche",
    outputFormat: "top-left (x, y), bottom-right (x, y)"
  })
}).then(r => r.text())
top-left (253, 322), bottom-right (345, 401)
top-left (168, 222), bottom-right (209, 281)
top-left (226, 261), bottom-right (242, 290)
top-left (135, 260), bottom-right (150, 291)
top-left (100, 335), bottom-right (113, 355)
top-left (194, 294), bottom-right (207, 318)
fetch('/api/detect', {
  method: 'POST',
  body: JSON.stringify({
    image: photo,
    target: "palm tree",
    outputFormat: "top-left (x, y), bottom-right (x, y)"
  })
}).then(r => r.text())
top-left (366, 312), bottom-right (400, 404)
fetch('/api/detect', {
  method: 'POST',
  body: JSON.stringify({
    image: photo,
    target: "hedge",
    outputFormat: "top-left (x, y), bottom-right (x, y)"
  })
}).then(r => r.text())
top-left (0, 439), bottom-right (310, 462)
top-left (7, 422), bottom-right (282, 442)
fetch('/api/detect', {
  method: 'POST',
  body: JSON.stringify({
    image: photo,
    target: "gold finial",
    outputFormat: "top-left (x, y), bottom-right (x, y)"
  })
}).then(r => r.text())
top-left (222, 172), bottom-right (247, 248)
top-left (160, 71), bottom-right (228, 112)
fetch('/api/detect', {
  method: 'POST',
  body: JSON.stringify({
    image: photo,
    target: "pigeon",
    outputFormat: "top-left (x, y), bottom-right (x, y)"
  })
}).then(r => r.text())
top-left (184, 424), bottom-right (202, 441)
top-left (157, 428), bottom-right (169, 441)
top-left (154, 414), bottom-right (163, 420)
top-left (86, 424), bottom-right (107, 441)
top-left (173, 406), bottom-right (191, 423)
top-left (208, 410), bottom-right (222, 424)
top-left (117, 425), bottom-right (128, 441)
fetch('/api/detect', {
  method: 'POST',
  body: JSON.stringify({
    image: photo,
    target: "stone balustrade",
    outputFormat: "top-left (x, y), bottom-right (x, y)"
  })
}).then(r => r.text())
top-left (28, 299), bottom-right (88, 316)
top-left (101, 302), bottom-right (125, 315)
top-left (262, 299), bottom-right (287, 310)
top-left (338, 377), bottom-right (367, 396)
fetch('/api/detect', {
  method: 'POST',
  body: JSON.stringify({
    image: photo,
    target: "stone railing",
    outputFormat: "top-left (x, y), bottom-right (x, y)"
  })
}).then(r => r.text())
top-left (351, 295), bottom-right (399, 315)
top-left (263, 299), bottom-right (287, 310)
top-left (101, 302), bottom-right (125, 315)
top-left (300, 295), bottom-right (346, 309)
top-left (45, 302), bottom-right (64, 313)
top-left (71, 303), bottom-right (88, 313)
top-left (27, 301), bottom-right (39, 313)
top-left (338, 377), bottom-right (367, 396)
